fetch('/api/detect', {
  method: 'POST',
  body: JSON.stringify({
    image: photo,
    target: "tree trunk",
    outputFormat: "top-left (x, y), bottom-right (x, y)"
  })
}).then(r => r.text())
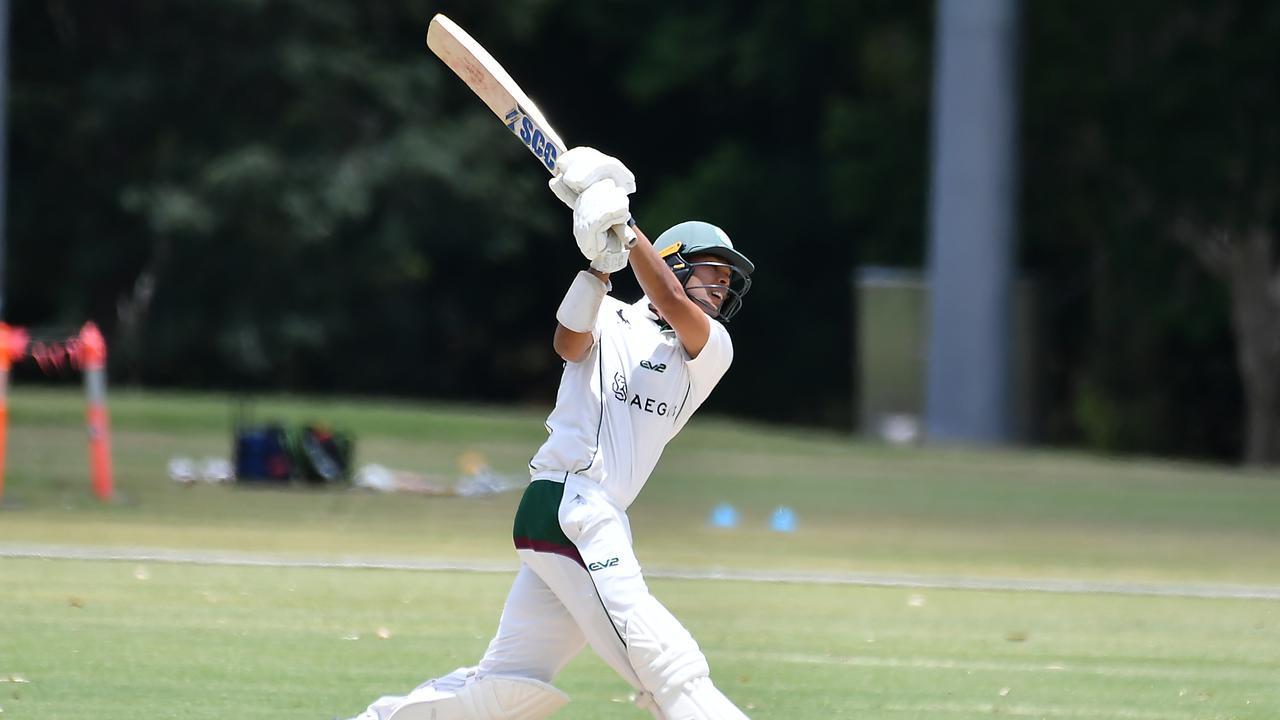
top-left (1218, 227), bottom-right (1280, 465)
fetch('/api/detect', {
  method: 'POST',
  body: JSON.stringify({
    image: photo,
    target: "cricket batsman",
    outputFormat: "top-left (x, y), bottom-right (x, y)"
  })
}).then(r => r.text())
top-left (344, 147), bottom-right (755, 720)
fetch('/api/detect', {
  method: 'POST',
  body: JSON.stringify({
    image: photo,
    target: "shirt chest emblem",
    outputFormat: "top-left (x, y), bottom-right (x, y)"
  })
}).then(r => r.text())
top-left (639, 359), bottom-right (667, 373)
top-left (611, 370), bottom-right (676, 417)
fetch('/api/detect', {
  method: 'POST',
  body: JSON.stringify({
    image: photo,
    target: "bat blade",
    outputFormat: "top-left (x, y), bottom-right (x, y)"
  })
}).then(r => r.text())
top-left (427, 14), bottom-right (567, 175)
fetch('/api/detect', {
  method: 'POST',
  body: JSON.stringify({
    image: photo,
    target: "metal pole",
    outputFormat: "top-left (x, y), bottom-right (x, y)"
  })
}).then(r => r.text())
top-left (79, 323), bottom-right (114, 501)
top-left (923, 0), bottom-right (1022, 444)
top-left (0, 322), bottom-right (25, 503)
top-left (0, 354), bottom-right (9, 503)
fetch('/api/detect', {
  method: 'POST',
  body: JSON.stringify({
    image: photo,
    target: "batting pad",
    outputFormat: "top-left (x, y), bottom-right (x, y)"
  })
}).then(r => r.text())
top-left (385, 675), bottom-right (568, 720)
top-left (623, 596), bottom-right (749, 718)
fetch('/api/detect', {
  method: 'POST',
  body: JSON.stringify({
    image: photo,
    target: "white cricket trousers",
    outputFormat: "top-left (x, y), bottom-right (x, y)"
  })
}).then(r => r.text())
top-left (357, 474), bottom-right (665, 718)
top-left (480, 473), bottom-right (655, 689)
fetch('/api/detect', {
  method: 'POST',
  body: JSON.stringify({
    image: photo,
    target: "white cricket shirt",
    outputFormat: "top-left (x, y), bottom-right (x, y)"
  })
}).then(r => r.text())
top-left (529, 295), bottom-right (733, 509)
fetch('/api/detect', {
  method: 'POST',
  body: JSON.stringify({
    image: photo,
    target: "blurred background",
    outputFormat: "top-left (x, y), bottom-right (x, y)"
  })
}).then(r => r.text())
top-left (3, 0), bottom-right (1277, 464)
top-left (4, 4), bottom-right (1280, 718)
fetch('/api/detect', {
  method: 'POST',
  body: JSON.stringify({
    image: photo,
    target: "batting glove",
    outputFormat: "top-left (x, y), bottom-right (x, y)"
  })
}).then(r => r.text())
top-left (550, 147), bottom-right (636, 209)
top-left (573, 179), bottom-right (632, 272)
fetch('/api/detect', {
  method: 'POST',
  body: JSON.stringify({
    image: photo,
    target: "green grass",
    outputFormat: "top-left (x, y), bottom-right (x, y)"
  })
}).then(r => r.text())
top-left (2, 388), bottom-right (1280, 718)
top-left (2, 558), bottom-right (1277, 719)
top-left (3, 387), bottom-right (1279, 583)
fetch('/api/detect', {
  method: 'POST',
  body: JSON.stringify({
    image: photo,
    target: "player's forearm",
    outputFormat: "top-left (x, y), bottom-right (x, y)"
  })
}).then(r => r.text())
top-left (626, 224), bottom-right (712, 357)
top-left (627, 225), bottom-right (686, 313)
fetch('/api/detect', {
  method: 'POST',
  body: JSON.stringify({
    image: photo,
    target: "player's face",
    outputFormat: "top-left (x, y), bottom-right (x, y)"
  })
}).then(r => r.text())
top-left (684, 254), bottom-right (734, 316)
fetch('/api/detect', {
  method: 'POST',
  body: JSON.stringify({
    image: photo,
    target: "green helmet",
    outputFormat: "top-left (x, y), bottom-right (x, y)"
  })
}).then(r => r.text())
top-left (653, 221), bottom-right (754, 321)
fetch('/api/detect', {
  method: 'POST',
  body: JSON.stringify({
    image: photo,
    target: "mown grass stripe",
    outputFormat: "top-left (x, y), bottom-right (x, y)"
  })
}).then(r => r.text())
top-left (730, 650), bottom-right (1280, 682)
top-left (4, 542), bottom-right (1280, 600)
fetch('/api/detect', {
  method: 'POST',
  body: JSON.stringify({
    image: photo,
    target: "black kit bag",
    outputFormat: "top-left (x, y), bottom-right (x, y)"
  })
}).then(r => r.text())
top-left (294, 424), bottom-right (354, 484)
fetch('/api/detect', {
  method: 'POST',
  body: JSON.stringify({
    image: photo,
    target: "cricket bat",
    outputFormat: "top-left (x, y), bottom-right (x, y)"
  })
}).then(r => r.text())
top-left (426, 14), bottom-right (635, 244)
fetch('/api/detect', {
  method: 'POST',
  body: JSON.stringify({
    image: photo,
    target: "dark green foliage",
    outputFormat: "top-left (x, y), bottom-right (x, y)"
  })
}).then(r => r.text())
top-left (1021, 0), bottom-right (1278, 459)
top-left (5, 0), bottom-right (1272, 460)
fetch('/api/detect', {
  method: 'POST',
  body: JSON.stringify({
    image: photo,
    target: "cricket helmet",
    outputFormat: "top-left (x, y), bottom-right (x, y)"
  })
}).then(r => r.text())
top-left (654, 221), bottom-right (754, 322)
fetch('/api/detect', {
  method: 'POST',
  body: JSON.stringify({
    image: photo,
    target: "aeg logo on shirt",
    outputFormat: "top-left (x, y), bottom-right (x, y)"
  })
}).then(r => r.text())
top-left (611, 371), bottom-right (673, 416)
top-left (629, 395), bottom-right (670, 416)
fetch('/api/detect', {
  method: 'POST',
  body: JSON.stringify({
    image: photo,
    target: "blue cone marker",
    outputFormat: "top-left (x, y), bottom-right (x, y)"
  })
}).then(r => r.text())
top-left (710, 503), bottom-right (739, 529)
top-left (770, 506), bottom-right (797, 533)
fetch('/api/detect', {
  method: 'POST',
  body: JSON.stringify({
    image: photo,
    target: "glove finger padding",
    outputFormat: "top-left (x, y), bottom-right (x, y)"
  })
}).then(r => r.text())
top-left (550, 147), bottom-right (636, 209)
top-left (574, 179), bottom-right (631, 264)
top-left (590, 229), bottom-right (631, 273)
top-left (590, 250), bottom-right (629, 274)
top-left (548, 175), bottom-right (581, 210)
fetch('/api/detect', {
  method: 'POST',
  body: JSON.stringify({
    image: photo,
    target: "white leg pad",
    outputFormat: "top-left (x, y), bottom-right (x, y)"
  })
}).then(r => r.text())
top-left (385, 674), bottom-right (569, 720)
top-left (350, 668), bottom-right (478, 720)
top-left (658, 677), bottom-right (749, 720)
top-left (625, 596), bottom-right (749, 720)
top-left (416, 666), bottom-right (475, 694)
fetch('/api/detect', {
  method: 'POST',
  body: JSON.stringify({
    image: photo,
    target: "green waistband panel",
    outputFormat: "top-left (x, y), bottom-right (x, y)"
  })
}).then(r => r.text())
top-left (513, 478), bottom-right (584, 568)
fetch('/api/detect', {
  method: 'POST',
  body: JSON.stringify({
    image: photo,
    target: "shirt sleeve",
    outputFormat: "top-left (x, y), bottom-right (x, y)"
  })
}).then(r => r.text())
top-left (684, 321), bottom-right (734, 410)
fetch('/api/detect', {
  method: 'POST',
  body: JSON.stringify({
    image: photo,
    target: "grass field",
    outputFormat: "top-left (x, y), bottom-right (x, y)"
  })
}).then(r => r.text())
top-left (2, 388), bottom-right (1279, 718)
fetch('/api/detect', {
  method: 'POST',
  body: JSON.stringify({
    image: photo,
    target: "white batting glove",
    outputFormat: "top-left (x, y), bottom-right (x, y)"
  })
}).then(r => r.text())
top-left (573, 179), bottom-right (632, 273)
top-left (549, 147), bottom-right (636, 209)
top-left (590, 228), bottom-right (631, 273)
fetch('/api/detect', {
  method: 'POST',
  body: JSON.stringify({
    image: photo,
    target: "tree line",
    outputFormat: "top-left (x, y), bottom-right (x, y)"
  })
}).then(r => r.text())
top-left (8, 0), bottom-right (1277, 463)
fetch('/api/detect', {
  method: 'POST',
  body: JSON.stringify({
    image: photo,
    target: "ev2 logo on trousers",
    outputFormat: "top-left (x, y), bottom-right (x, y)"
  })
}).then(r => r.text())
top-left (588, 558), bottom-right (619, 572)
